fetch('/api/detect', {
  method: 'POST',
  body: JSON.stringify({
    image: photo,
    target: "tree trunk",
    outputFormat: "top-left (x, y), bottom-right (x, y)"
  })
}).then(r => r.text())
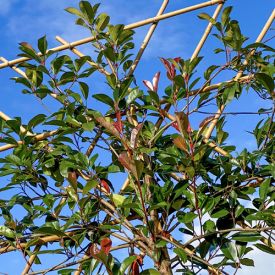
top-left (158, 248), bottom-right (173, 275)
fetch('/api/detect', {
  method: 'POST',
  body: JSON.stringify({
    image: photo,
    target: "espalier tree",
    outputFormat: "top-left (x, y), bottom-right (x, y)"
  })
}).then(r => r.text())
top-left (0, 1), bottom-right (274, 274)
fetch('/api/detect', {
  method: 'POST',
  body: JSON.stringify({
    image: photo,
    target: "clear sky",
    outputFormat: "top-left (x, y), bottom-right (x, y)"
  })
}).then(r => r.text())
top-left (0, 0), bottom-right (274, 274)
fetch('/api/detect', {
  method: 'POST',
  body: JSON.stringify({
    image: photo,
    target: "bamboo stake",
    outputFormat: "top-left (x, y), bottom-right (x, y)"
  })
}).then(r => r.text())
top-left (0, 57), bottom-right (26, 77)
top-left (21, 245), bottom-right (41, 275)
top-left (191, 2), bottom-right (224, 60)
top-left (204, 9), bottom-right (274, 140)
top-left (153, 2), bottom-right (222, 150)
top-left (0, 111), bottom-right (32, 136)
top-left (128, 0), bottom-right (169, 76)
top-left (55, 36), bottom-right (110, 76)
top-left (0, 0), bottom-right (223, 70)
top-left (0, 129), bottom-right (58, 152)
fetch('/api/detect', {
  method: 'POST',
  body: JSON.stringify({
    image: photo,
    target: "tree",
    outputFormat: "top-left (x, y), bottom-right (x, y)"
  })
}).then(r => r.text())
top-left (0, 1), bottom-right (274, 274)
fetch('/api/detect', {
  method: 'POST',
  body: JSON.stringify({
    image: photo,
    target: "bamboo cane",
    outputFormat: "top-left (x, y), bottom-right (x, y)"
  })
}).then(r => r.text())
top-left (0, 111), bottom-right (32, 136)
top-left (0, 129), bottom-right (58, 152)
top-left (21, 245), bottom-right (41, 275)
top-left (191, 2), bottom-right (224, 60)
top-left (0, 0), bottom-right (223, 70)
top-left (0, 57), bottom-right (26, 77)
top-left (128, 0), bottom-right (169, 76)
top-left (153, 2), bottom-right (223, 143)
top-left (204, 9), bottom-right (275, 140)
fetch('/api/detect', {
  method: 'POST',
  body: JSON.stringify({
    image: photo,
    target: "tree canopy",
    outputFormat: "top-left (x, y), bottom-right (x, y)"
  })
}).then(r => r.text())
top-left (0, 1), bottom-right (274, 274)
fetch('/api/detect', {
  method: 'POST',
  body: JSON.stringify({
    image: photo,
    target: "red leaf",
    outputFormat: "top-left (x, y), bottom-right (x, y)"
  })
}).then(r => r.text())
top-left (161, 231), bottom-right (171, 238)
top-left (131, 260), bottom-right (140, 275)
top-left (172, 122), bottom-right (180, 132)
top-left (118, 152), bottom-right (132, 171)
top-left (100, 179), bottom-right (111, 194)
top-left (173, 57), bottom-right (181, 63)
top-left (114, 111), bottom-right (123, 133)
top-left (100, 237), bottom-right (112, 255)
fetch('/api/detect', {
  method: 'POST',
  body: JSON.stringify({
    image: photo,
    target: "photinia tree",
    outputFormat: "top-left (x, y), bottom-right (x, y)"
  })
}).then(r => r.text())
top-left (0, 1), bottom-right (274, 274)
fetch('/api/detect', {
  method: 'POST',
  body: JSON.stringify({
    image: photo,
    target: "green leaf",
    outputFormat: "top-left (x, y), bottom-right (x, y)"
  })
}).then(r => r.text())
top-left (92, 93), bottom-right (114, 107)
top-left (221, 242), bottom-right (238, 261)
top-left (119, 255), bottom-right (137, 275)
top-left (83, 179), bottom-right (98, 194)
top-left (34, 227), bottom-right (65, 237)
top-left (173, 248), bottom-right (187, 263)
top-left (232, 232), bottom-right (262, 242)
top-left (0, 225), bottom-right (16, 238)
top-left (259, 178), bottom-right (270, 200)
top-left (96, 13), bottom-right (110, 31)
top-left (38, 35), bottom-right (48, 55)
top-left (82, 121), bottom-right (95, 131)
top-left (197, 13), bottom-right (216, 24)
top-left (140, 269), bottom-right (161, 275)
top-left (255, 73), bottom-right (275, 92)
top-left (112, 194), bottom-right (125, 207)
top-left (65, 7), bottom-right (83, 18)
top-left (240, 258), bottom-right (254, 266)
top-left (221, 6), bottom-right (232, 26)
top-left (79, 81), bottom-right (89, 99)
top-left (28, 114), bottom-right (46, 129)
top-left (79, 1), bottom-right (97, 24)
top-left (210, 209), bottom-right (229, 218)
top-left (254, 243), bottom-right (275, 255)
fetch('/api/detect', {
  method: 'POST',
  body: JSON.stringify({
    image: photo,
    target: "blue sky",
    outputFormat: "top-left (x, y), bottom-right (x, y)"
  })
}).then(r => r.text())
top-left (0, 0), bottom-right (274, 274)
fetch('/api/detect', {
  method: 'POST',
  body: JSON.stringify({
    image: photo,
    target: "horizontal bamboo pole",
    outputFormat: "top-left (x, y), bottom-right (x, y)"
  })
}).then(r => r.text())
top-left (0, 57), bottom-right (26, 77)
top-left (0, 0), bottom-right (223, 69)
top-left (0, 130), bottom-right (58, 152)
top-left (0, 111), bottom-right (33, 136)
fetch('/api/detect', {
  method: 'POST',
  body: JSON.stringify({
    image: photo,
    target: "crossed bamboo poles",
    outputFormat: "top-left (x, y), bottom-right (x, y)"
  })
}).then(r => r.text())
top-left (0, 0), bottom-right (274, 274)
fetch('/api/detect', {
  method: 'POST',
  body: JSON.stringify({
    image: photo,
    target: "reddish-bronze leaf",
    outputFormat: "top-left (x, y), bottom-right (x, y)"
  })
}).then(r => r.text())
top-left (67, 171), bottom-right (77, 191)
top-left (175, 111), bottom-right (189, 136)
top-left (130, 123), bottom-right (143, 149)
top-left (199, 116), bottom-right (215, 129)
top-left (100, 179), bottom-right (111, 194)
top-left (173, 135), bottom-right (189, 154)
top-left (100, 237), bottom-right (112, 255)
top-left (118, 152), bottom-right (133, 171)
top-left (88, 243), bottom-right (100, 256)
top-left (131, 260), bottom-right (140, 275)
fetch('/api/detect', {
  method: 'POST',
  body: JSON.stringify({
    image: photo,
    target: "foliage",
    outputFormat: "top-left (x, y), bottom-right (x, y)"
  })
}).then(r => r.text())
top-left (0, 1), bottom-right (274, 274)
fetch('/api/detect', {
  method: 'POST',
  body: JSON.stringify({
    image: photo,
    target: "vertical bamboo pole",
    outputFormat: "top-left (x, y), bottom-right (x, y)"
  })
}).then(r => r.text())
top-left (204, 9), bottom-right (275, 140)
top-left (128, 0), bottom-right (169, 76)
top-left (191, 3), bottom-right (224, 60)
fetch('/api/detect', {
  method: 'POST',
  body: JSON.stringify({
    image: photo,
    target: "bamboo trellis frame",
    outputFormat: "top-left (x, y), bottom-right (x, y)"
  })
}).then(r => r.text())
top-left (0, 1), bottom-right (274, 273)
